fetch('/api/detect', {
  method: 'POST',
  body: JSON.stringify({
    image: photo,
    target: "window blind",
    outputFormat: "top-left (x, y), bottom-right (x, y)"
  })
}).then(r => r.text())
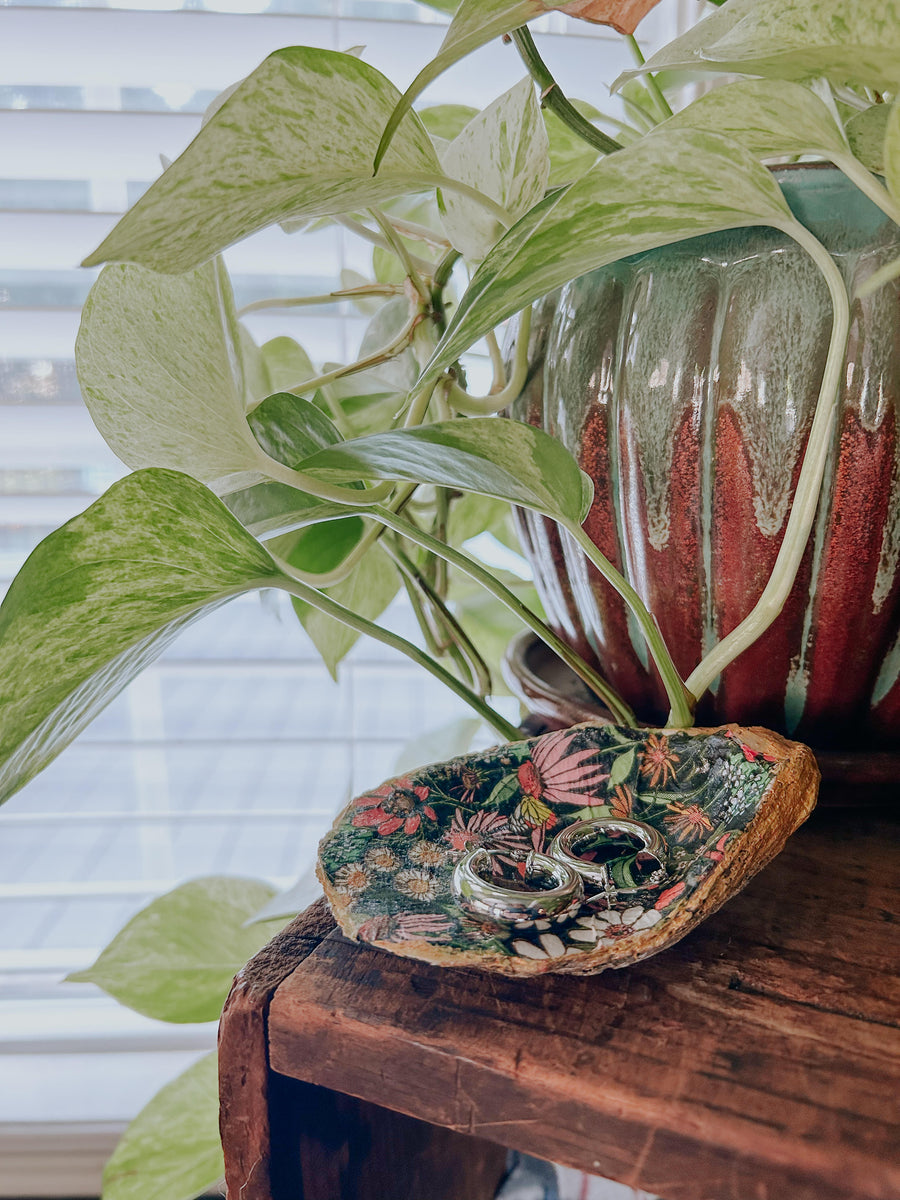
top-left (0, 1), bottom-right (687, 1190)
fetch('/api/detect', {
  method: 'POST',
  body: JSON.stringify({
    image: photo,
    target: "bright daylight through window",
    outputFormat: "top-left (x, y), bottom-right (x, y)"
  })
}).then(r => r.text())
top-left (0, 1), bottom-right (687, 1195)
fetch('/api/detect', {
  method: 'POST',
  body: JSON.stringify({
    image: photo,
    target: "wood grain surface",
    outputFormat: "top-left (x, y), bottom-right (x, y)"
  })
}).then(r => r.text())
top-left (265, 807), bottom-right (900, 1200)
top-left (219, 897), bottom-right (336, 1200)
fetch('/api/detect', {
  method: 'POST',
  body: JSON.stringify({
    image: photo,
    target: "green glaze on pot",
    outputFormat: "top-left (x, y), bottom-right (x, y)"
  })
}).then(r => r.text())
top-left (513, 165), bottom-right (900, 747)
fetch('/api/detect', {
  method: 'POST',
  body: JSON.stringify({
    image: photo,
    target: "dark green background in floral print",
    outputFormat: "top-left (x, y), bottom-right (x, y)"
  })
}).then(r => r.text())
top-left (318, 724), bottom-right (778, 965)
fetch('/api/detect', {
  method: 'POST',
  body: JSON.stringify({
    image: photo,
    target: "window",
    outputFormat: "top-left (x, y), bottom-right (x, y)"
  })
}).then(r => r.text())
top-left (0, 2), bottom-right (688, 1193)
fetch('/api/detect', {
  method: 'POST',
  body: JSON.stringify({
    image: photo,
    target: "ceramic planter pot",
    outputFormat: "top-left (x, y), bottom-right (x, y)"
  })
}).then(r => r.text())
top-left (511, 165), bottom-right (900, 750)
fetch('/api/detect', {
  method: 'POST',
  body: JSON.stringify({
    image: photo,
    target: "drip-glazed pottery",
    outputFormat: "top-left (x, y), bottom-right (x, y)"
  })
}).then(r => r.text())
top-left (512, 165), bottom-right (900, 749)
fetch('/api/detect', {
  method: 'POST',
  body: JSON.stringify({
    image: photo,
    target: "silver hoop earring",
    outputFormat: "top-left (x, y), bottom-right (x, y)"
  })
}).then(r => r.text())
top-left (451, 847), bottom-right (584, 927)
top-left (549, 817), bottom-right (668, 903)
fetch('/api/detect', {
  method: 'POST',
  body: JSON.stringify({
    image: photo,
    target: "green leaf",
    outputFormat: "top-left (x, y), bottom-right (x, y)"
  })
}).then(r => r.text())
top-left (420, 103), bottom-right (478, 142)
top-left (76, 260), bottom-right (268, 495)
top-left (421, 129), bottom-right (794, 384)
top-left (84, 47), bottom-right (441, 272)
top-left (276, 515), bottom-right (365, 575)
top-left (0, 469), bottom-right (282, 803)
top-left (615, 0), bottom-right (900, 93)
top-left (447, 493), bottom-right (512, 547)
top-left (659, 78), bottom-right (849, 161)
top-left (224, 483), bottom-right (350, 540)
top-left (289, 540), bottom-right (399, 675)
top-left (416, 0), bottom-right (458, 11)
top-left (485, 772), bottom-right (521, 808)
top-left (249, 391), bottom-right (344, 466)
top-left (608, 746), bottom-right (635, 788)
top-left (886, 96), bottom-right (900, 201)
top-left (297, 418), bottom-right (593, 524)
top-left (375, 1), bottom-right (542, 170)
top-left (260, 335), bottom-right (315, 394)
top-left (439, 78), bottom-right (550, 261)
top-left (356, 297), bottom-right (420, 390)
top-left (846, 103), bottom-right (890, 173)
top-left (68, 877), bottom-right (277, 1022)
top-left (102, 1052), bottom-right (223, 1200)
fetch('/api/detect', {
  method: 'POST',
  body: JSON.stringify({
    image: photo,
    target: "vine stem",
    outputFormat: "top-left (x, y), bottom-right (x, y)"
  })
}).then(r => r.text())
top-left (236, 284), bottom-right (402, 316)
top-left (831, 153), bottom-right (900, 230)
top-left (683, 219), bottom-right (851, 706)
top-left (511, 28), bottom-right (623, 155)
top-left (370, 208), bottom-right (430, 303)
top-left (272, 560), bottom-right (520, 742)
top-left (625, 34), bottom-right (673, 121)
top-left (259, 454), bottom-right (394, 507)
top-left (366, 504), bottom-right (638, 726)
top-left (333, 215), bottom-right (435, 275)
top-left (269, 311), bottom-right (421, 402)
top-left (416, 174), bottom-right (514, 228)
top-left (448, 307), bottom-right (532, 416)
top-left (560, 520), bottom-right (694, 728)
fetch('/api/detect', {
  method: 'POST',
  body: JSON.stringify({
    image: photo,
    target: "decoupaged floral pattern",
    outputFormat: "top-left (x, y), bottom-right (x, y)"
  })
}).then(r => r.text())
top-left (318, 724), bottom-right (779, 963)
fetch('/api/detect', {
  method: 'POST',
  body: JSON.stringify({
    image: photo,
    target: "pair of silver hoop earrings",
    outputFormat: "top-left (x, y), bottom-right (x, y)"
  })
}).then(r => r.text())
top-left (451, 817), bottom-right (668, 928)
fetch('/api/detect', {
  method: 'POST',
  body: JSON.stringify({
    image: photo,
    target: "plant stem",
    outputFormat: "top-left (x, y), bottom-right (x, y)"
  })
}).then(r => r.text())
top-left (511, 28), bottom-right (623, 155)
top-left (275, 312), bottom-right (421, 401)
top-left (333, 215), bottom-right (435, 274)
top-left (684, 220), bottom-right (851, 704)
top-left (625, 34), bottom-right (673, 121)
top-left (236, 284), bottom-right (402, 316)
top-left (485, 330), bottom-right (507, 391)
top-left (855, 254), bottom-right (900, 299)
top-left (367, 505), bottom-right (638, 725)
top-left (370, 209), bottom-right (430, 303)
top-left (273, 561), bottom-right (520, 741)
top-left (417, 174), bottom-right (514, 228)
top-left (448, 306), bottom-right (532, 416)
top-left (388, 539), bottom-right (494, 697)
top-left (832, 153), bottom-right (900, 229)
top-left (265, 483), bottom-right (419, 588)
top-left (384, 215), bottom-right (452, 249)
top-left (561, 520), bottom-right (694, 727)
top-left (259, 455), bottom-right (395, 507)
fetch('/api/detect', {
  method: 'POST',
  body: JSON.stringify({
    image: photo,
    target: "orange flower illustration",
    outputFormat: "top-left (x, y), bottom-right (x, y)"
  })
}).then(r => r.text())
top-left (664, 801), bottom-right (713, 844)
top-left (610, 783), bottom-right (633, 818)
top-left (639, 733), bottom-right (680, 788)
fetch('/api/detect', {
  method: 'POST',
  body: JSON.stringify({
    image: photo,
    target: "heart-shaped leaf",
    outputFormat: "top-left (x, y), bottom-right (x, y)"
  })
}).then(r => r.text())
top-left (440, 77), bottom-right (550, 261)
top-left (846, 103), bottom-right (891, 173)
top-left (297, 418), bottom-right (593, 524)
top-left (249, 391), bottom-right (344, 464)
top-left (76, 260), bottom-right (269, 495)
top-left (421, 129), bottom-right (794, 384)
top-left (659, 78), bottom-right (849, 161)
top-left (67, 877), bottom-right (278, 1022)
top-left (615, 0), bottom-right (900, 93)
top-left (84, 46), bottom-right (440, 273)
top-left (102, 1051), bottom-right (222, 1200)
top-left (0, 469), bottom-right (282, 804)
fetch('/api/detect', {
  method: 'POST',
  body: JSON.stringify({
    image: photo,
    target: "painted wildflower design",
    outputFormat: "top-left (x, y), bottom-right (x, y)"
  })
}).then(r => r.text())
top-left (352, 777), bottom-right (437, 836)
top-left (639, 732), bottom-right (680, 787)
top-left (319, 724), bottom-right (778, 962)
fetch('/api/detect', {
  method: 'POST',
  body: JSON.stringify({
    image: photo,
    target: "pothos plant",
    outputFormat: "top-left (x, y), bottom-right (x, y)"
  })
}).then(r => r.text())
top-left (3, 0), bottom-right (900, 1196)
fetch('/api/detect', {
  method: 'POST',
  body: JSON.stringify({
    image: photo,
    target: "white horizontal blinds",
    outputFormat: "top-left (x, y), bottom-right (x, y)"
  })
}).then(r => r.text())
top-left (0, 0), bottom-right (681, 994)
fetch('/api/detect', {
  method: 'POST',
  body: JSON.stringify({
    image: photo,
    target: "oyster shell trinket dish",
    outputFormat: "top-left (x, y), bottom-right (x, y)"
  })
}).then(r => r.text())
top-left (317, 723), bottom-right (819, 977)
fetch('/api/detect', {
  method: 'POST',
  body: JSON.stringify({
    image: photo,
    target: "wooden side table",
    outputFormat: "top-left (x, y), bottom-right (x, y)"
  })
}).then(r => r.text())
top-left (219, 806), bottom-right (900, 1200)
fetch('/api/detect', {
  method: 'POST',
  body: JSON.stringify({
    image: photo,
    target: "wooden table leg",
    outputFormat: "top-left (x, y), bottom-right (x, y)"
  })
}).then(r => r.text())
top-left (267, 1074), bottom-right (509, 1200)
